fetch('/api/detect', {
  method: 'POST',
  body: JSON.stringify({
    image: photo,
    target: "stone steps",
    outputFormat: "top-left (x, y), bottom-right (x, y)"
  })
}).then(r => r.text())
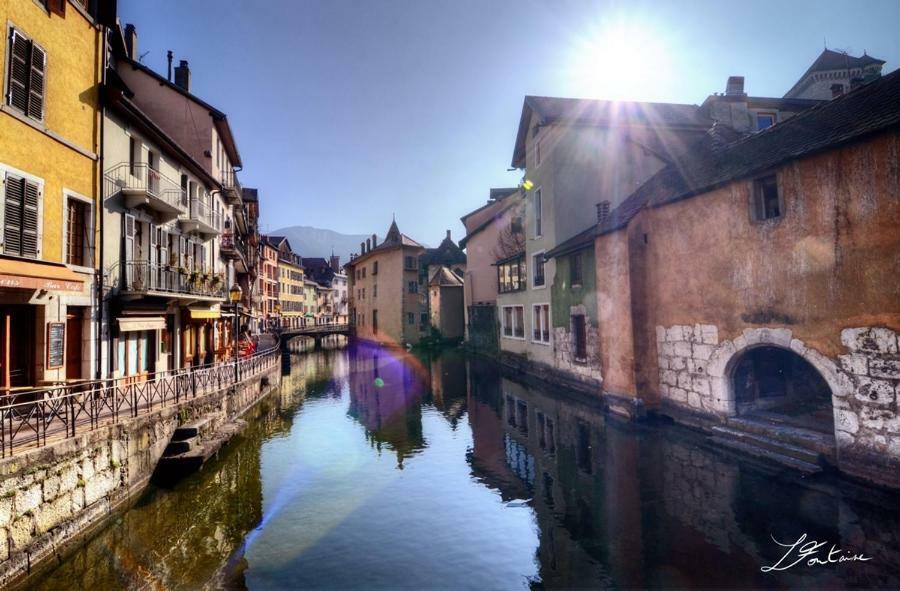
top-left (172, 418), bottom-right (212, 441)
top-left (710, 425), bottom-right (824, 465)
top-left (707, 436), bottom-right (823, 475)
top-left (724, 416), bottom-right (835, 457)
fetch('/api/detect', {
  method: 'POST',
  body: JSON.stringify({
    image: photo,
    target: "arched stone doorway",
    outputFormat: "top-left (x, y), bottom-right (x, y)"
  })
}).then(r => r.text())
top-left (730, 345), bottom-right (834, 433)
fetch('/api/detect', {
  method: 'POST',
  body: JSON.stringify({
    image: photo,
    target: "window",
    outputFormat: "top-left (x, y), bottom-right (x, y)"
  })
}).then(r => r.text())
top-left (2, 173), bottom-right (40, 258)
top-left (408, 281), bottom-right (418, 294)
top-left (573, 314), bottom-right (587, 361)
top-left (421, 312), bottom-right (428, 326)
top-left (373, 284), bottom-right (377, 298)
top-left (65, 198), bottom-right (91, 267)
top-left (497, 255), bottom-right (526, 293)
top-left (533, 188), bottom-right (542, 237)
top-left (570, 252), bottom-right (583, 286)
top-left (6, 28), bottom-right (46, 121)
top-left (502, 305), bottom-right (526, 339)
top-left (362, 267), bottom-right (366, 278)
top-left (532, 252), bottom-right (545, 287)
top-left (373, 261), bottom-right (378, 275)
top-left (532, 304), bottom-right (550, 344)
top-left (752, 174), bottom-right (782, 221)
top-left (407, 313), bottom-right (415, 325)
top-left (404, 256), bottom-right (417, 270)
top-left (756, 112), bottom-right (776, 131)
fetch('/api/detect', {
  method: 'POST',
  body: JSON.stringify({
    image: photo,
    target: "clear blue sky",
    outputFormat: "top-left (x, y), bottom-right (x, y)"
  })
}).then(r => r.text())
top-left (119, 0), bottom-right (899, 245)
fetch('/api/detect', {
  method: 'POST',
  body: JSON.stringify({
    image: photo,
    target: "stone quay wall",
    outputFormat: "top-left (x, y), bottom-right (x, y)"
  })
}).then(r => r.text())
top-left (0, 362), bottom-right (281, 589)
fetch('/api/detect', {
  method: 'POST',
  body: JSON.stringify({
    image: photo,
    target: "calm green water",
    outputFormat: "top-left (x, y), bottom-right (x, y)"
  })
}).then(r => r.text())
top-left (29, 342), bottom-right (900, 590)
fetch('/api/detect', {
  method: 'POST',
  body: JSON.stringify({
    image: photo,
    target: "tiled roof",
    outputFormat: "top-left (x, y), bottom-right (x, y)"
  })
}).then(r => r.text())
top-left (785, 49), bottom-right (886, 98)
top-left (428, 266), bottom-right (464, 287)
top-left (600, 69), bottom-right (900, 236)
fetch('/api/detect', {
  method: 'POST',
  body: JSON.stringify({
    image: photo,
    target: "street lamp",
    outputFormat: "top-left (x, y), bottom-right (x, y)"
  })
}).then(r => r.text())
top-left (229, 283), bottom-right (242, 383)
top-left (274, 303), bottom-right (282, 331)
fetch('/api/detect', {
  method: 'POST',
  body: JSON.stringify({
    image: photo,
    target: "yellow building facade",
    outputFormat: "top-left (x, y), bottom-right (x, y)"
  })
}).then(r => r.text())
top-left (0, 0), bottom-right (103, 387)
top-left (278, 253), bottom-right (304, 330)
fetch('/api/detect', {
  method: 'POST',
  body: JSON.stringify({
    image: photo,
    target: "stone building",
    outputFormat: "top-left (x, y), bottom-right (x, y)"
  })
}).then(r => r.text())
top-left (345, 220), bottom-right (425, 346)
top-left (258, 235), bottom-right (281, 330)
top-left (275, 239), bottom-right (304, 329)
top-left (459, 188), bottom-right (522, 350)
top-left (592, 69), bottom-right (900, 488)
top-left (427, 266), bottom-right (464, 341)
top-left (784, 48), bottom-right (885, 100)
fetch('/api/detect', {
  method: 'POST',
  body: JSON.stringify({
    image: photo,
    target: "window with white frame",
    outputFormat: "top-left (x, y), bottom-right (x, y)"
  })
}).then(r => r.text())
top-left (64, 193), bottom-right (93, 267)
top-left (502, 305), bottom-right (525, 339)
top-left (6, 27), bottom-right (46, 122)
top-left (532, 304), bottom-right (550, 344)
top-left (533, 188), bottom-right (542, 238)
top-left (2, 169), bottom-right (42, 259)
top-left (532, 251), bottom-right (545, 288)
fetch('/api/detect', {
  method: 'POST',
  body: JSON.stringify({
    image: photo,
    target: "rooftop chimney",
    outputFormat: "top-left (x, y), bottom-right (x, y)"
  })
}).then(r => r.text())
top-left (831, 83), bottom-right (844, 98)
top-left (124, 24), bottom-right (137, 60)
top-left (167, 50), bottom-right (173, 81)
top-left (725, 76), bottom-right (746, 97)
top-left (360, 242), bottom-right (366, 254)
top-left (597, 200), bottom-right (611, 224)
top-left (366, 238), bottom-right (371, 252)
top-left (174, 60), bottom-right (191, 92)
top-left (445, 229), bottom-right (451, 241)
top-left (371, 233), bottom-right (377, 248)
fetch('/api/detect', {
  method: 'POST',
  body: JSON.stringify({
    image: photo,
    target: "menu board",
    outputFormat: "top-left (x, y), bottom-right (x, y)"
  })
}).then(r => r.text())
top-left (47, 322), bottom-right (65, 369)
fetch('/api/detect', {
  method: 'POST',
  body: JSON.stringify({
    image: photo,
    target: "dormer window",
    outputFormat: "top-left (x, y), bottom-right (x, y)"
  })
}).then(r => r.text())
top-left (756, 112), bottom-right (776, 131)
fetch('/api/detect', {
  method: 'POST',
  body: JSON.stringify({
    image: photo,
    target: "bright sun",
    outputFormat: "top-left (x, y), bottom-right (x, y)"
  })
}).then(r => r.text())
top-left (567, 18), bottom-right (673, 102)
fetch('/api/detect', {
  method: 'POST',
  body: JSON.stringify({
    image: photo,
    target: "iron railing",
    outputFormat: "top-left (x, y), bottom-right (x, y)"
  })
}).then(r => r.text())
top-left (105, 162), bottom-right (186, 211)
top-left (0, 345), bottom-right (280, 458)
top-left (122, 260), bottom-right (226, 299)
top-left (189, 197), bottom-right (223, 232)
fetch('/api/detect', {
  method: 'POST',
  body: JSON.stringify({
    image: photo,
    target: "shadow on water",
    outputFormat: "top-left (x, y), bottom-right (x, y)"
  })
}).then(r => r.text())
top-left (28, 344), bottom-right (900, 590)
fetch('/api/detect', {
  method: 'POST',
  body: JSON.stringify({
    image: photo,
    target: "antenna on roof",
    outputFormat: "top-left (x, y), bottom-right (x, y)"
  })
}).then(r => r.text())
top-left (139, 50), bottom-right (149, 63)
top-left (823, 37), bottom-right (827, 50)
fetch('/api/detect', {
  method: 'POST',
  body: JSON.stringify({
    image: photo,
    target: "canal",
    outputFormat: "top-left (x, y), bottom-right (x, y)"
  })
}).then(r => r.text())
top-left (29, 342), bottom-right (900, 589)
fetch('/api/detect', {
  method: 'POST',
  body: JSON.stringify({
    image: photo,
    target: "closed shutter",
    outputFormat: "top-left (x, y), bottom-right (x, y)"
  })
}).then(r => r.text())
top-left (7, 30), bottom-right (29, 113)
top-left (20, 180), bottom-right (39, 258)
top-left (200, 244), bottom-right (206, 272)
top-left (27, 43), bottom-right (46, 121)
top-left (148, 222), bottom-right (157, 265)
top-left (123, 214), bottom-right (135, 260)
top-left (3, 174), bottom-right (23, 255)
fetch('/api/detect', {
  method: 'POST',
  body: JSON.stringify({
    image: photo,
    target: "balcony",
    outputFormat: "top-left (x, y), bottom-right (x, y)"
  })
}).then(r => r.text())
top-left (120, 260), bottom-right (225, 301)
top-left (180, 197), bottom-right (222, 237)
top-left (222, 168), bottom-right (242, 206)
top-left (105, 163), bottom-right (185, 223)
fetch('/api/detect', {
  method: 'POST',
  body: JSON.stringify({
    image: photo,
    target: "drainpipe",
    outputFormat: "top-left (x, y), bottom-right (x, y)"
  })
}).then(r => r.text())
top-left (96, 24), bottom-right (108, 381)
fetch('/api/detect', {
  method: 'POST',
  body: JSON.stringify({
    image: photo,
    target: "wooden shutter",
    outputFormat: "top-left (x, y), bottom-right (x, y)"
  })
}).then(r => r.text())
top-left (22, 180), bottom-right (39, 258)
top-left (28, 43), bottom-right (46, 121)
top-left (47, 0), bottom-right (66, 16)
top-left (7, 30), bottom-right (29, 113)
top-left (3, 174), bottom-right (23, 255)
top-left (148, 223), bottom-right (157, 267)
top-left (123, 214), bottom-right (135, 260)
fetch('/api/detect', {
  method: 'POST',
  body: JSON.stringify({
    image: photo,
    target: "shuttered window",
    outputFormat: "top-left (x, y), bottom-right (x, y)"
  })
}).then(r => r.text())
top-left (3, 173), bottom-right (40, 258)
top-left (66, 199), bottom-right (89, 266)
top-left (6, 28), bottom-right (46, 122)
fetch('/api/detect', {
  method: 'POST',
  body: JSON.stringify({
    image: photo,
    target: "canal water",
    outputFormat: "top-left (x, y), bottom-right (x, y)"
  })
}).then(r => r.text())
top-left (29, 342), bottom-right (900, 590)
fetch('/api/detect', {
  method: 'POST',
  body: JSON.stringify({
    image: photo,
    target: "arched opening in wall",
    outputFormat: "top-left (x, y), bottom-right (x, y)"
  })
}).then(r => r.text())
top-left (731, 346), bottom-right (833, 433)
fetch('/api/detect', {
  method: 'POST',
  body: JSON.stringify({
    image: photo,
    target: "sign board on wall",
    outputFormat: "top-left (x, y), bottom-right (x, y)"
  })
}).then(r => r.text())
top-left (46, 322), bottom-right (65, 369)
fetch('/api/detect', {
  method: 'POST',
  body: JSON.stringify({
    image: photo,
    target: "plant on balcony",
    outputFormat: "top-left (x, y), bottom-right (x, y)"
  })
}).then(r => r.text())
top-left (178, 266), bottom-right (189, 276)
top-left (210, 273), bottom-right (224, 289)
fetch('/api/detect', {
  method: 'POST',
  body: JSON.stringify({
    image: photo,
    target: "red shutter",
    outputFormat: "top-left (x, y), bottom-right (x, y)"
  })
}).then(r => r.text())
top-left (27, 43), bottom-right (46, 121)
top-left (3, 174), bottom-right (24, 255)
top-left (7, 30), bottom-right (29, 113)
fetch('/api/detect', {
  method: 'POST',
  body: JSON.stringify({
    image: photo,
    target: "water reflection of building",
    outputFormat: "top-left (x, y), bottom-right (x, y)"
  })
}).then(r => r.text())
top-left (347, 342), bottom-right (428, 467)
top-left (428, 353), bottom-right (468, 428)
top-left (475, 367), bottom-right (900, 590)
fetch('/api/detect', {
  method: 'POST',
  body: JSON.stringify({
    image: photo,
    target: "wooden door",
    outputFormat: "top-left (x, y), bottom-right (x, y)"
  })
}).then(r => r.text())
top-left (65, 310), bottom-right (83, 380)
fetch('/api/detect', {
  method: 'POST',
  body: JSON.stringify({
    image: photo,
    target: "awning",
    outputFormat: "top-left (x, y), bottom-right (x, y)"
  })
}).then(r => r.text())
top-left (188, 308), bottom-right (221, 319)
top-left (118, 317), bottom-right (166, 332)
top-left (0, 258), bottom-right (85, 292)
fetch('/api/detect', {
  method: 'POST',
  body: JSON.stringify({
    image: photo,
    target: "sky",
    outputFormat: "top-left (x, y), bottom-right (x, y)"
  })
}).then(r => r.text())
top-left (119, 0), bottom-right (900, 246)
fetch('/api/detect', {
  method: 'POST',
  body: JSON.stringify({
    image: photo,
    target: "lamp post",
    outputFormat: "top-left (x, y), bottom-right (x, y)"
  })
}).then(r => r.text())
top-left (229, 283), bottom-right (242, 383)
top-left (274, 303), bottom-right (282, 332)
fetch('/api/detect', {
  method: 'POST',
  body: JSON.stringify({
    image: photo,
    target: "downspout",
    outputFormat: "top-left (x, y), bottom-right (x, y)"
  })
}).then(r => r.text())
top-left (96, 23), bottom-right (108, 380)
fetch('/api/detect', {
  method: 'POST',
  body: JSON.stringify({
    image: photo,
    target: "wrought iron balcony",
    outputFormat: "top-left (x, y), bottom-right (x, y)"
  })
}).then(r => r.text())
top-left (180, 197), bottom-right (222, 237)
top-left (105, 163), bottom-right (186, 222)
top-left (121, 260), bottom-right (225, 300)
top-left (222, 168), bottom-right (242, 205)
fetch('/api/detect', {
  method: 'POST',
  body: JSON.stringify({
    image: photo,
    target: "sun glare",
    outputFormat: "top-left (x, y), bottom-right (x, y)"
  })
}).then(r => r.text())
top-left (568, 18), bottom-right (673, 101)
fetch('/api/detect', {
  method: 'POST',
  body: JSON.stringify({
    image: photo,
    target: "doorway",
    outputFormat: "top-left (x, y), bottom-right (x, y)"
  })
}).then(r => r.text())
top-left (1, 305), bottom-right (35, 389)
top-left (65, 308), bottom-right (84, 380)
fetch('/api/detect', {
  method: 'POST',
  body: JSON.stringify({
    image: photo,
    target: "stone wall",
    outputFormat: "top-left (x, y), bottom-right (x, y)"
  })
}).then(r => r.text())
top-left (0, 363), bottom-right (281, 588)
top-left (834, 327), bottom-right (900, 487)
top-left (656, 324), bottom-right (722, 415)
top-left (553, 305), bottom-right (602, 386)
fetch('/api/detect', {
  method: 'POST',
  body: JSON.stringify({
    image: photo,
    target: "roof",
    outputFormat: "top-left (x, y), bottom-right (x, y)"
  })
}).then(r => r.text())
top-left (600, 69), bottom-right (900, 237)
top-left (344, 220), bottom-right (425, 268)
top-left (785, 49), bottom-right (886, 97)
top-left (241, 188), bottom-right (258, 202)
top-left (421, 233), bottom-right (466, 267)
top-left (120, 56), bottom-right (243, 168)
top-left (544, 224), bottom-right (596, 259)
top-left (512, 95), bottom-right (710, 167)
top-left (460, 187), bottom-right (519, 224)
top-left (428, 266), bottom-right (464, 287)
top-left (459, 191), bottom-right (521, 250)
top-left (261, 235), bottom-right (290, 252)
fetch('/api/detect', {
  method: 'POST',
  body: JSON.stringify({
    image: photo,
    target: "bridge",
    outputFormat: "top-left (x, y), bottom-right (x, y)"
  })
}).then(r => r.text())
top-left (277, 323), bottom-right (351, 349)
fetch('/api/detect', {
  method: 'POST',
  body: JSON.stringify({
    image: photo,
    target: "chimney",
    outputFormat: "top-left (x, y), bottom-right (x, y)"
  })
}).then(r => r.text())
top-left (596, 200), bottom-right (611, 224)
top-left (365, 238), bottom-right (371, 252)
top-left (360, 241), bottom-right (366, 254)
top-left (725, 76), bottom-right (745, 97)
top-left (831, 83), bottom-right (844, 98)
top-left (445, 229), bottom-right (451, 241)
top-left (124, 24), bottom-right (137, 60)
top-left (371, 233), bottom-right (377, 247)
top-left (167, 50), bottom-right (173, 81)
top-left (174, 60), bottom-right (191, 92)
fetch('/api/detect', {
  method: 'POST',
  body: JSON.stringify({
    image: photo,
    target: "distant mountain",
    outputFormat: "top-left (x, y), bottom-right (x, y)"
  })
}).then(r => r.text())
top-left (268, 225), bottom-right (370, 263)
